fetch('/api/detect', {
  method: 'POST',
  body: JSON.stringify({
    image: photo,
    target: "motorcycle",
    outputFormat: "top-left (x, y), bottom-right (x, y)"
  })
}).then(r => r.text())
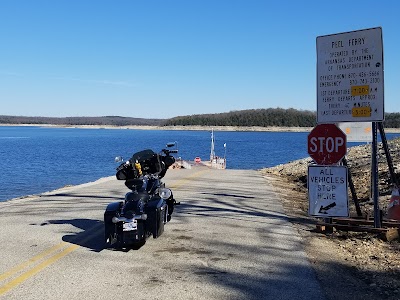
top-left (104, 142), bottom-right (179, 248)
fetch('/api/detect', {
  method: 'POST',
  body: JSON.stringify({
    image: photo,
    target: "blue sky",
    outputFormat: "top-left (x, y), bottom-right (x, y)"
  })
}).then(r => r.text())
top-left (1, 1), bottom-right (399, 119)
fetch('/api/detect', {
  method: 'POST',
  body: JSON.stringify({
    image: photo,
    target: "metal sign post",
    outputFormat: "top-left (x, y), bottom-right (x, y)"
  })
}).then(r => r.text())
top-left (372, 122), bottom-right (381, 227)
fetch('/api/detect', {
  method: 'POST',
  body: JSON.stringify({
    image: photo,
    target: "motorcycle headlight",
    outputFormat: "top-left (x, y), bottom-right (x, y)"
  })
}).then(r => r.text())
top-left (158, 188), bottom-right (172, 199)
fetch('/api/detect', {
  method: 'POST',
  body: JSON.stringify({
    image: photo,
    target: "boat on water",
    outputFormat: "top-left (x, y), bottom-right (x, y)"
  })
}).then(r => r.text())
top-left (209, 129), bottom-right (226, 169)
top-left (191, 129), bottom-right (226, 169)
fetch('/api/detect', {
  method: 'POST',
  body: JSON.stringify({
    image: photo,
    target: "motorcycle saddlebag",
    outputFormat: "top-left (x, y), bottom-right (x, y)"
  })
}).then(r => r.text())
top-left (146, 198), bottom-right (167, 238)
top-left (104, 201), bottom-right (123, 242)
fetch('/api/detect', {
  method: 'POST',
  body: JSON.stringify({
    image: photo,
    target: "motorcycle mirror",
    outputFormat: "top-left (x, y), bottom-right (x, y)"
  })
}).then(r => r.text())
top-left (115, 156), bottom-right (123, 163)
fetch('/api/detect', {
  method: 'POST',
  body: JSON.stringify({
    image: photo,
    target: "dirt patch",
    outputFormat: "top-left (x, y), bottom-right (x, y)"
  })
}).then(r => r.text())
top-left (261, 139), bottom-right (400, 300)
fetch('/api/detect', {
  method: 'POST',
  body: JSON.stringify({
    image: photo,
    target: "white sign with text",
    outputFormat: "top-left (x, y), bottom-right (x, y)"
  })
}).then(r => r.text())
top-left (308, 165), bottom-right (349, 217)
top-left (317, 27), bottom-right (384, 123)
top-left (338, 122), bottom-right (372, 142)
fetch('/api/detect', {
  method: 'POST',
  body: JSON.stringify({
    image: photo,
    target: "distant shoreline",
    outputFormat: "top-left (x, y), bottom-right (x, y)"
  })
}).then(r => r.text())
top-left (2, 123), bottom-right (400, 133)
top-left (0, 123), bottom-right (313, 132)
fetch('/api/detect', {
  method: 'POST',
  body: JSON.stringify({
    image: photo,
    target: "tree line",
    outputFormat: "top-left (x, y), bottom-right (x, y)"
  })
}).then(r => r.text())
top-left (0, 115), bottom-right (164, 126)
top-left (163, 108), bottom-right (316, 127)
top-left (2, 109), bottom-right (400, 128)
top-left (164, 109), bottom-right (400, 128)
top-left (382, 113), bottom-right (400, 128)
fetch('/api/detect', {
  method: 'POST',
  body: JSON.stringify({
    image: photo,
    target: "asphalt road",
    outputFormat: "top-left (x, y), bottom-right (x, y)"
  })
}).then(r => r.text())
top-left (0, 166), bottom-right (325, 300)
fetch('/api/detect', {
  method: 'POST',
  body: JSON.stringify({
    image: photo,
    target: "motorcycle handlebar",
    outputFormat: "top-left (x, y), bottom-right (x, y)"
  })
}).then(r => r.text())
top-left (162, 149), bottom-right (178, 155)
top-left (116, 161), bottom-right (130, 171)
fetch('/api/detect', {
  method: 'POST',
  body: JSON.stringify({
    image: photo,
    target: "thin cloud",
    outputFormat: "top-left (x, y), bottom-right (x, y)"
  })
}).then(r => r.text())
top-left (0, 70), bottom-right (24, 76)
top-left (0, 70), bottom-right (138, 87)
top-left (60, 77), bottom-right (138, 87)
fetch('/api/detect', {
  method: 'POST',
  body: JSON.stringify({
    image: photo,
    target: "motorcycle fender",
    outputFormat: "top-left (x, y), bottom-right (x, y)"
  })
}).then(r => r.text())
top-left (105, 201), bottom-right (123, 213)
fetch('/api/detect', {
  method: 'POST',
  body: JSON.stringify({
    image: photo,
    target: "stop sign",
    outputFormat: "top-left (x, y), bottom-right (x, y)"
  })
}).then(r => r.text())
top-left (308, 124), bottom-right (347, 165)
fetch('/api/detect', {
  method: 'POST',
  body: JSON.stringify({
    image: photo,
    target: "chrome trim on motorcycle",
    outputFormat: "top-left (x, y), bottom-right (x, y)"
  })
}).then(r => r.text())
top-left (112, 214), bottom-right (148, 223)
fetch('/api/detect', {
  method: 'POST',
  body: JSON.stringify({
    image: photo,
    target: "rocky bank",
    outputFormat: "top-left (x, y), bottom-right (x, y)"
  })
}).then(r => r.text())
top-left (261, 137), bottom-right (400, 300)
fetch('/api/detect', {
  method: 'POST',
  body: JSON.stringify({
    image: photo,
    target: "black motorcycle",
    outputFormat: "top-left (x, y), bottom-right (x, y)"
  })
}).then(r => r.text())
top-left (104, 143), bottom-right (179, 248)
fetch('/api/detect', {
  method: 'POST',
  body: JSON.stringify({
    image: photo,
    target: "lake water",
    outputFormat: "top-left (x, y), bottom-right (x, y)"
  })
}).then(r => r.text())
top-left (1, 126), bottom-right (399, 202)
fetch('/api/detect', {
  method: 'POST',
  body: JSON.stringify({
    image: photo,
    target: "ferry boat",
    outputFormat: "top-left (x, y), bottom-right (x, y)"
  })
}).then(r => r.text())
top-left (209, 129), bottom-right (226, 169)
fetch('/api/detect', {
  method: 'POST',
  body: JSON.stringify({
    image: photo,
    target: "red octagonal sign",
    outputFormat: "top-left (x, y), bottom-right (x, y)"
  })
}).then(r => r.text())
top-left (308, 124), bottom-right (347, 165)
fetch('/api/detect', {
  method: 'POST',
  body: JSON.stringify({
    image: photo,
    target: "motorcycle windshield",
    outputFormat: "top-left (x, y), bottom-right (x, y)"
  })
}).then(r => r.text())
top-left (130, 149), bottom-right (162, 175)
top-left (131, 149), bottom-right (156, 163)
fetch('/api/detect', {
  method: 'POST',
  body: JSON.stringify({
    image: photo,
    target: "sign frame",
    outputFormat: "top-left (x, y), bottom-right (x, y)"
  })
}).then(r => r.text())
top-left (316, 27), bottom-right (384, 123)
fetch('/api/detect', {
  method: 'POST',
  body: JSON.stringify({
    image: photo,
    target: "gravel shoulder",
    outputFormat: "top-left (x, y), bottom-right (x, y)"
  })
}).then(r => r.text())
top-left (261, 139), bottom-right (400, 300)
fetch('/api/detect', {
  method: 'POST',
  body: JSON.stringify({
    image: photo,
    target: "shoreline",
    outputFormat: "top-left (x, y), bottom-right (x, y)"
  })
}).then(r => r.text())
top-left (0, 123), bottom-right (314, 132)
top-left (4, 123), bottom-right (400, 133)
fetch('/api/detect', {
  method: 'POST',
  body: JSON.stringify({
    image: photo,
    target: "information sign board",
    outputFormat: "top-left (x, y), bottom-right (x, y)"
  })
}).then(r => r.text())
top-left (316, 27), bottom-right (384, 123)
top-left (338, 122), bottom-right (372, 142)
top-left (308, 165), bottom-right (349, 217)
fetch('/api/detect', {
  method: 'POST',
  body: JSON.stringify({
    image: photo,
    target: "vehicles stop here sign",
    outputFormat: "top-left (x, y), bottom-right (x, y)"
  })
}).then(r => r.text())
top-left (308, 165), bottom-right (349, 217)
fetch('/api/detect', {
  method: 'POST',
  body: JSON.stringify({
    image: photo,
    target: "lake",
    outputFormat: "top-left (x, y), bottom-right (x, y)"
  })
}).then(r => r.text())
top-left (1, 126), bottom-right (399, 202)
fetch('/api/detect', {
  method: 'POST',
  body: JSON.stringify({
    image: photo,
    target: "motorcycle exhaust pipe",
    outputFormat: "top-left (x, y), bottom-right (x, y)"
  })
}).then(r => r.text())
top-left (112, 214), bottom-right (147, 223)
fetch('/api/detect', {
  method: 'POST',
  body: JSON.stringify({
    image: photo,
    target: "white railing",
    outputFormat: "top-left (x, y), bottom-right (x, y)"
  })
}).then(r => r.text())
top-left (211, 158), bottom-right (226, 169)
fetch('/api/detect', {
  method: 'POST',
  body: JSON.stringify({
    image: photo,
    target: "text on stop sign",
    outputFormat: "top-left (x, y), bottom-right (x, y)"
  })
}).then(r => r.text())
top-left (309, 136), bottom-right (345, 153)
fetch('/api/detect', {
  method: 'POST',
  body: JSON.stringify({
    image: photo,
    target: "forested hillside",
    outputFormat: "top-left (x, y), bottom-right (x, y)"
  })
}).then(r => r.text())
top-left (0, 116), bottom-right (164, 126)
top-left (164, 109), bottom-right (400, 128)
top-left (383, 113), bottom-right (400, 128)
top-left (163, 108), bottom-right (317, 127)
top-left (2, 109), bottom-right (400, 128)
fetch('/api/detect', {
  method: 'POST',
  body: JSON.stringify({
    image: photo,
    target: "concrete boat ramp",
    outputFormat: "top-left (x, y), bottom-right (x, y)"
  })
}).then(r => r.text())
top-left (0, 166), bottom-right (325, 300)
